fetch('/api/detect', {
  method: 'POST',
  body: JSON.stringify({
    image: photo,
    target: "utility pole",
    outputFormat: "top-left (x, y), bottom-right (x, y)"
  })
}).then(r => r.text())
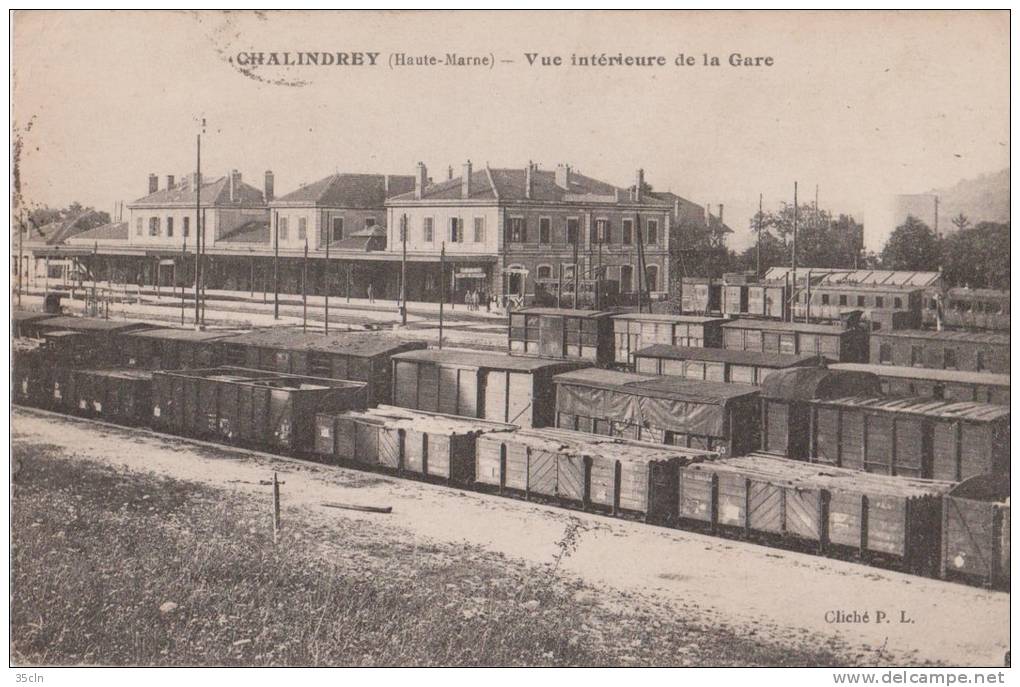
top-left (636, 212), bottom-right (648, 313)
top-left (400, 213), bottom-right (408, 326)
top-left (302, 237), bottom-right (308, 333)
top-left (596, 220), bottom-right (603, 311)
top-left (180, 235), bottom-right (186, 325)
top-left (17, 211), bottom-right (23, 307)
top-left (324, 230), bottom-right (330, 335)
top-left (934, 195), bottom-right (940, 238)
top-left (200, 209), bottom-right (207, 327)
top-left (756, 193), bottom-right (763, 279)
top-left (438, 242), bottom-right (446, 349)
top-left (193, 123), bottom-right (203, 329)
top-left (346, 263), bottom-right (351, 304)
top-left (792, 181), bottom-right (798, 321)
top-left (571, 224), bottom-right (579, 310)
top-left (273, 210), bottom-right (280, 320)
top-left (557, 262), bottom-right (563, 308)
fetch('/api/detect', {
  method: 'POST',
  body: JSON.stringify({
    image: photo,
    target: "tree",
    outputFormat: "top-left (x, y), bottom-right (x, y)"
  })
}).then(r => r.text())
top-left (940, 221), bottom-right (1009, 289)
top-left (951, 213), bottom-right (971, 232)
top-left (879, 215), bottom-right (941, 271)
top-left (745, 203), bottom-right (863, 273)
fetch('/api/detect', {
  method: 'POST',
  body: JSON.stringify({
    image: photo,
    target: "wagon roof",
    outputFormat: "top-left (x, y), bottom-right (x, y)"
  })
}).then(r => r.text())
top-left (516, 307), bottom-right (614, 318)
top-left (220, 328), bottom-right (427, 357)
top-left (154, 366), bottom-right (366, 389)
top-left (36, 316), bottom-right (151, 333)
top-left (553, 367), bottom-right (760, 403)
top-left (759, 366), bottom-right (882, 401)
top-left (947, 474), bottom-right (1011, 502)
top-left (332, 405), bottom-right (517, 436)
top-left (721, 318), bottom-right (855, 335)
top-left (392, 348), bottom-right (589, 372)
top-left (484, 426), bottom-right (717, 464)
top-left (872, 328), bottom-right (1010, 345)
top-left (689, 453), bottom-right (954, 498)
top-left (817, 395), bottom-right (1010, 422)
top-left (125, 327), bottom-right (245, 342)
top-left (611, 313), bottom-right (728, 325)
top-left (76, 368), bottom-right (155, 381)
top-left (11, 310), bottom-right (55, 322)
top-left (634, 344), bottom-right (824, 368)
top-left (829, 362), bottom-right (1010, 387)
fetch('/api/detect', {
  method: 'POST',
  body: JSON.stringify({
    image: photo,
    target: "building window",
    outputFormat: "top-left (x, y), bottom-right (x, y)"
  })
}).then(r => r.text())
top-left (595, 219), bottom-right (609, 243)
top-left (166, 217), bottom-right (174, 238)
top-left (365, 218), bottom-right (376, 228)
top-left (561, 264), bottom-right (576, 280)
top-left (183, 217), bottom-right (190, 237)
top-left (943, 348), bottom-right (957, 369)
top-left (298, 217), bottom-right (307, 241)
top-left (645, 265), bottom-right (659, 292)
top-left (537, 264), bottom-right (553, 279)
top-left (328, 218), bottom-right (343, 243)
top-left (875, 296), bottom-right (884, 308)
top-left (911, 345), bottom-right (923, 367)
top-left (622, 219), bottom-right (633, 245)
top-left (566, 218), bottom-right (579, 245)
top-left (149, 217), bottom-right (159, 236)
top-left (450, 217), bottom-right (464, 243)
top-left (620, 265), bottom-right (633, 292)
top-left (473, 217), bottom-right (485, 243)
top-left (894, 297), bottom-right (902, 309)
top-left (879, 342), bottom-right (892, 364)
top-left (839, 294), bottom-right (847, 306)
top-left (279, 217), bottom-right (289, 240)
top-left (976, 350), bottom-right (986, 372)
top-left (821, 294), bottom-right (830, 305)
top-left (646, 219), bottom-right (658, 244)
top-left (136, 218), bottom-right (143, 236)
top-left (539, 217), bottom-right (551, 244)
top-left (509, 217), bottom-right (525, 243)
top-left (857, 295), bottom-right (866, 307)
top-left (423, 217), bottom-right (434, 243)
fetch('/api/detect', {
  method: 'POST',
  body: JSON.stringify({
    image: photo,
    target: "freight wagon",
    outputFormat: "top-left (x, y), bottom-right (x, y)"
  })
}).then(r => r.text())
top-left (830, 362), bottom-right (1010, 405)
top-left (553, 367), bottom-right (761, 456)
top-left (391, 349), bottom-right (587, 428)
top-left (11, 310), bottom-right (55, 338)
top-left (150, 367), bottom-right (367, 452)
top-left (33, 316), bottom-right (153, 365)
top-left (508, 307), bottom-right (616, 365)
top-left (809, 396), bottom-right (1009, 481)
top-left (217, 329), bottom-right (425, 405)
top-left (122, 327), bottom-right (240, 370)
top-left (678, 453), bottom-right (953, 572)
top-left (871, 329), bottom-right (1010, 374)
top-left (633, 345), bottom-right (822, 385)
top-left (612, 313), bottom-right (727, 367)
top-left (721, 319), bottom-right (868, 363)
top-left (941, 475), bottom-right (1010, 587)
top-left (66, 368), bottom-right (154, 426)
top-left (475, 427), bottom-right (715, 520)
top-left (679, 277), bottom-right (722, 315)
top-left (924, 288), bottom-right (1010, 332)
top-left (758, 367), bottom-right (882, 461)
top-left (314, 406), bottom-right (515, 483)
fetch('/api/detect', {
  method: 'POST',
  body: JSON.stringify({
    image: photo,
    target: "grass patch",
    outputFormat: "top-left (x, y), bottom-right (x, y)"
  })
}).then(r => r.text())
top-left (11, 444), bottom-right (861, 666)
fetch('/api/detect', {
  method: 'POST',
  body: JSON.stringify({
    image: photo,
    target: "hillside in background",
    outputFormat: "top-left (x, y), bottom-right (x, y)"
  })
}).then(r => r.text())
top-left (930, 168), bottom-right (1009, 226)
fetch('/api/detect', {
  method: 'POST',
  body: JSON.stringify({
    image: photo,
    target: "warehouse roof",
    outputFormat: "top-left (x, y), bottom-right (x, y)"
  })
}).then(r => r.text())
top-left (871, 328), bottom-right (1010, 345)
top-left (763, 267), bottom-right (941, 288)
top-left (759, 366), bottom-right (882, 401)
top-left (36, 316), bottom-right (151, 333)
top-left (393, 347), bottom-right (589, 372)
top-left (634, 344), bottom-right (824, 368)
top-left (816, 395), bottom-right (1011, 422)
top-left (721, 318), bottom-right (856, 335)
top-left (829, 362), bottom-right (1010, 387)
top-left (221, 329), bottom-right (426, 358)
top-left (553, 367), bottom-right (760, 403)
top-left (612, 312), bottom-right (728, 325)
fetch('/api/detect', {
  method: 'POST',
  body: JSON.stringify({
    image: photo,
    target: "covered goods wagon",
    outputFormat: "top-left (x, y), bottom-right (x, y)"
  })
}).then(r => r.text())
top-left (679, 278), bottom-right (722, 315)
top-left (721, 319), bottom-right (868, 363)
top-left (217, 329), bottom-right (425, 405)
top-left (830, 362), bottom-right (1010, 406)
top-left (941, 475), bottom-right (1010, 587)
top-left (508, 307), bottom-right (615, 365)
top-left (871, 329), bottom-right (1009, 374)
top-left (150, 367), bottom-right (367, 452)
top-left (122, 328), bottom-right (240, 370)
top-left (553, 367), bottom-right (761, 457)
top-left (633, 345), bottom-right (822, 385)
top-left (612, 313), bottom-right (727, 367)
top-left (391, 348), bottom-right (587, 428)
top-left (678, 453), bottom-right (952, 572)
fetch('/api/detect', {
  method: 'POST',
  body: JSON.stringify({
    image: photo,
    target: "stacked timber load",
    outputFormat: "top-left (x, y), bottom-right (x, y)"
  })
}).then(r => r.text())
top-left (315, 405), bottom-right (516, 483)
top-left (678, 453), bottom-right (953, 573)
top-left (476, 427), bottom-right (717, 521)
top-left (941, 474), bottom-right (1010, 587)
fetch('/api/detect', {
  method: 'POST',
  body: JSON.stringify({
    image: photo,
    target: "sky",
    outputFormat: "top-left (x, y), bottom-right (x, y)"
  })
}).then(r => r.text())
top-left (12, 10), bottom-right (1009, 251)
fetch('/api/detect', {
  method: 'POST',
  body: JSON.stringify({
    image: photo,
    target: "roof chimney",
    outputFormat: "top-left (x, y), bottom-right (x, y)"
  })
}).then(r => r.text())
top-left (718, 204), bottom-right (724, 226)
top-left (229, 169), bottom-right (242, 202)
top-left (461, 160), bottom-right (473, 199)
top-left (264, 170), bottom-right (275, 203)
top-left (414, 162), bottom-right (428, 200)
top-left (555, 164), bottom-right (571, 190)
top-left (525, 161), bottom-right (534, 200)
top-left (148, 173), bottom-right (158, 195)
top-left (448, 165), bottom-right (454, 181)
top-left (166, 174), bottom-right (175, 190)
top-left (635, 169), bottom-right (645, 202)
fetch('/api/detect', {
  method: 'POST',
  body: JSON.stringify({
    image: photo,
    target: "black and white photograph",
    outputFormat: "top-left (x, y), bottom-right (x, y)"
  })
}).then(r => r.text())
top-left (7, 9), bottom-right (1012, 674)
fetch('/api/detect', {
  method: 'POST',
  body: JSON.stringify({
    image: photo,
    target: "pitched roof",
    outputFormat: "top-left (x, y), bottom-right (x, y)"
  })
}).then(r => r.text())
top-left (19, 211), bottom-right (102, 246)
top-left (273, 173), bottom-right (415, 208)
top-left (816, 395), bottom-right (1010, 423)
top-left (552, 367), bottom-right (761, 403)
top-left (829, 362), bottom-right (1010, 387)
top-left (65, 221), bottom-right (129, 242)
top-left (129, 176), bottom-right (265, 208)
top-left (388, 167), bottom-right (672, 207)
top-left (759, 367), bottom-right (882, 401)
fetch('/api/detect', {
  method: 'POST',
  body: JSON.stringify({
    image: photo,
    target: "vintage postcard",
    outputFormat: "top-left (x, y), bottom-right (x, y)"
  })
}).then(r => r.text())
top-left (8, 9), bottom-right (1011, 675)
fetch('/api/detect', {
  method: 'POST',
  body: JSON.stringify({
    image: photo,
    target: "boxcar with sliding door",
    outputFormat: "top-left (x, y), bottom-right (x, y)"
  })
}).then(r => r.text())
top-left (721, 319), bottom-right (868, 363)
top-left (612, 313), bottom-right (727, 367)
top-left (830, 362), bottom-right (1010, 405)
top-left (508, 307), bottom-right (615, 366)
top-left (633, 345), bottom-right (823, 385)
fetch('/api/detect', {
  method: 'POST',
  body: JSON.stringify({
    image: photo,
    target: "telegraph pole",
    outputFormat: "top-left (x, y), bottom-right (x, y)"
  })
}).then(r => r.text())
top-left (273, 210), bottom-right (280, 320)
top-left (792, 181), bottom-right (798, 320)
top-left (302, 237), bottom-right (308, 333)
top-left (193, 122), bottom-right (203, 329)
top-left (324, 231), bottom-right (330, 335)
top-left (17, 211), bottom-right (23, 307)
top-left (181, 235), bottom-right (186, 325)
top-left (438, 242), bottom-right (446, 349)
top-left (756, 193), bottom-right (763, 279)
top-left (571, 225), bottom-right (579, 310)
top-left (400, 213), bottom-right (408, 326)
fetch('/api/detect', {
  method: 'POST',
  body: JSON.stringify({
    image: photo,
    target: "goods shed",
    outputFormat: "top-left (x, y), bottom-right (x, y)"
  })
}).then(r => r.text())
top-left (552, 367), bottom-right (761, 456)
